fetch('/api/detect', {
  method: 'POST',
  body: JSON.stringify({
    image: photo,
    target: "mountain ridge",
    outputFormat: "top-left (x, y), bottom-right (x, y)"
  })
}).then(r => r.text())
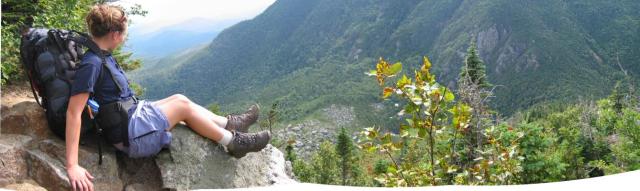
top-left (132, 0), bottom-right (639, 125)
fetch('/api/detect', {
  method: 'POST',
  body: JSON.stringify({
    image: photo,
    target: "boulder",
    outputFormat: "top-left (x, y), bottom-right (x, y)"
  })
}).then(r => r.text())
top-left (117, 156), bottom-right (163, 191)
top-left (26, 139), bottom-right (123, 191)
top-left (284, 161), bottom-right (295, 179)
top-left (0, 101), bottom-right (51, 139)
top-left (1, 100), bottom-right (296, 190)
top-left (2, 179), bottom-right (47, 191)
top-left (0, 136), bottom-right (124, 191)
top-left (156, 125), bottom-right (296, 190)
top-left (1, 101), bottom-right (123, 191)
top-left (0, 135), bottom-right (32, 186)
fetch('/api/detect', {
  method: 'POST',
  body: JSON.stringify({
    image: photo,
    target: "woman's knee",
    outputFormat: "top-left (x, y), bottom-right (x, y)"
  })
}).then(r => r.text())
top-left (171, 94), bottom-right (195, 113)
top-left (155, 94), bottom-right (188, 106)
top-left (170, 94), bottom-right (190, 102)
top-left (157, 99), bottom-right (193, 124)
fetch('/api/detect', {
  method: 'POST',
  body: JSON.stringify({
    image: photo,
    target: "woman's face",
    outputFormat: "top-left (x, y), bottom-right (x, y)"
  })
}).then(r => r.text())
top-left (110, 26), bottom-right (127, 50)
top-left (116, 29), bottom-right (127, 45)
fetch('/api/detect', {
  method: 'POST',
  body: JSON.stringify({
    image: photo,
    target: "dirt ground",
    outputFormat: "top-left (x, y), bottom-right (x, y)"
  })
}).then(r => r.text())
top-left (1, 82), bottom-right (36, 107)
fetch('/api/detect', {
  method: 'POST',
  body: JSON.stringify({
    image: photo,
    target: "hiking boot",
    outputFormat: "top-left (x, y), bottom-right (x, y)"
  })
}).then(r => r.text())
top-left (226, 130), bottom-right (271, 158)
top-left (224, 104), bottom-right (260, 133)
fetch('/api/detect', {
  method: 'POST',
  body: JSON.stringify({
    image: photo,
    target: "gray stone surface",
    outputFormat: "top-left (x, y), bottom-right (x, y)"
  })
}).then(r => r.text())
top-left (1, 137), bottom-right (124, 191)
top-left (0, 135), bottom-right (31, 186)
top-left (1, 101), bottom-right (295, 190)
top-left (156, 125), bottom-right (296, 190)
top-left (117, 155), bottom-right (163, 191)
top-left (0, 101), bottom-right (51, 140)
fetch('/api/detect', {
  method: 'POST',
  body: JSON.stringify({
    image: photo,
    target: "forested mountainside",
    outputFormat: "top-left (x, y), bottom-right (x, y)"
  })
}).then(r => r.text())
top-left (134, 0), bottom-right (640, 124)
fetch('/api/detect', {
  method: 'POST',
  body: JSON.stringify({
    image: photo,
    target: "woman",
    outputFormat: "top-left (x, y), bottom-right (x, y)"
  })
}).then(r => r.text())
top-left (65, 4), bottom-right (271, 191)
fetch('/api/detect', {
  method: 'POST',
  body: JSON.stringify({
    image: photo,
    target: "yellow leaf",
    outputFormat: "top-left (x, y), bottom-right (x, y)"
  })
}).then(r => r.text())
top-left (422, 56), bottom-right (432, 72)
top-left (376, 74), bottom-right (385, 86)
top-left (383, 87), bottom-right (394, 99)
top-left (387, 62), bottom-right (402, 76)
top-left (376, 57), bottom-right (390, 86)
top-left (414, 70), bottom-right (423, 86)
top-left (396, 74), bottom-right (411, 88)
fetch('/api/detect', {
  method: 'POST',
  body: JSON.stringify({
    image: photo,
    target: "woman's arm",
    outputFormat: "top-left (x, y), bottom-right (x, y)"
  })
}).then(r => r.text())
top-left (65, 92), bottom-right (94, 191)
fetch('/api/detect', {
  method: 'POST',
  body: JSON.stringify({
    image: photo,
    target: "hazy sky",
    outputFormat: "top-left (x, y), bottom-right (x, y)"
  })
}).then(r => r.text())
top-left (115, 0), bottom-right (276, 35)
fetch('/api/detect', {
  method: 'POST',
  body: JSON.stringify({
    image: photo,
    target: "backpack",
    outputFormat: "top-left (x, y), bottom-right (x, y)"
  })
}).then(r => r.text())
top-left (19, 28), bottom-right (115, 164)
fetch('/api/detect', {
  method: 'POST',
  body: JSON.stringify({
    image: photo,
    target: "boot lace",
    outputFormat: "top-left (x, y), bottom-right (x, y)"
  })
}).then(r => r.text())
top-left (236, 133), bottom-right (257, 146)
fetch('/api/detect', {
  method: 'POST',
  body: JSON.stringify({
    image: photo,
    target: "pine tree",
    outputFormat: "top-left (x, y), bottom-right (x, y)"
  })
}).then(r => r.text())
top-left (459, 39), bottom-right (491, 89)
top-left (609, 81), bottom-right (624, 114)
top-left (336, 127), bottom-right (354, 185)
top-left (373, 159), bottom-right (389, 174)
top-left (312, 141), bottom-right (340, 184)
top-left (457, 38), bottom-right (494, 164)
top-left (285, 144), bottom-right (297, 162)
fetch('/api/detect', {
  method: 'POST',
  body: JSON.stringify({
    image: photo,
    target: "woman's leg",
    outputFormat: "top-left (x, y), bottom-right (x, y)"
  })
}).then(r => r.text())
top-left (152, 94), bottom-right (228, 129)
top-left (152, 94), bottom-right (271, 158)
top-left (153, 94), bottom-right (228, 142)
top-left (193, 103), bottom-right (228, 128)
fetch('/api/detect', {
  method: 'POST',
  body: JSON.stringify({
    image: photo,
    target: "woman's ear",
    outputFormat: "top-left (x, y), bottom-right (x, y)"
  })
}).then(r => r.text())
top-left (111, 32), bottom-right (119, 41)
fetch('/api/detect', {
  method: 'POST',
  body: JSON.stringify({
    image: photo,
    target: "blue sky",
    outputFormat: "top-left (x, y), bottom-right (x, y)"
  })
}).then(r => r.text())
top-left (115, 0), bottom-right (276, 35)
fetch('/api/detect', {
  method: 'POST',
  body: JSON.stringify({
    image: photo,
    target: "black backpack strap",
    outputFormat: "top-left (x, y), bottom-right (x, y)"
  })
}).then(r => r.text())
top-left (67, 30), bottom-right (125, 94)
top-left (22, 60), bottom-right (43, 107)
top-left (26, 72), bottom-right (42, 107)
top-left (102, 62), bottom-right (125, 93)
top-left (19, 30), bottom-right (43, 107)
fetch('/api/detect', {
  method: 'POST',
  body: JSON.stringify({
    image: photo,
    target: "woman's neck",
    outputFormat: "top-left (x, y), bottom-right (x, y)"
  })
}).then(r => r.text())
top-left (91, 36), bottom-right (113, 51)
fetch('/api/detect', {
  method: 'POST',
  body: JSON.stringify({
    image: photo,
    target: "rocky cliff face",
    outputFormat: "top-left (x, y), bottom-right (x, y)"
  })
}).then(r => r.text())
top-left (0, 99), bottom-right (296, 190)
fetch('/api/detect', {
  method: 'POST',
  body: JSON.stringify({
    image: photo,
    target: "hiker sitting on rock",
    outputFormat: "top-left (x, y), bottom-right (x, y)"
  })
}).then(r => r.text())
top-left (65, 4), bottom-right (272, 191)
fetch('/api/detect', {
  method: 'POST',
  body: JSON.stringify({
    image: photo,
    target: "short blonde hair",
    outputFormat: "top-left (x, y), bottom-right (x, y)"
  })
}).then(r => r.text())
top-left (85, 4), bottom-right (127, 38)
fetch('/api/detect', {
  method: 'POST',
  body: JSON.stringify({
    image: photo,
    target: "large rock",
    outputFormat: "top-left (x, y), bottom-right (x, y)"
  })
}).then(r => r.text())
top-left (1, 101), bottom-right (123, 191)
top-left (0, 135), bottom-right (32, 186)
top-left (156, 125), bottom-right (296, 190)
top-left (118, 155), bottom-right (163, 191)
top-left (2, 179), bottom-right (47, 191)
top-left (0, 135), bottom-right (123, 191)
top-left (0, 101), bottom-right (51, 139)
top-left (1, 100), bottom-right (295, 190)
top-left (27, 138), bottom-right (123, 191)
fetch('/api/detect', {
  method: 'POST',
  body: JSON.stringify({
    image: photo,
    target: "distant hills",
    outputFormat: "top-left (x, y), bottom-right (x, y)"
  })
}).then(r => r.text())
top-left (132, 0), bottom-right (640, 126)
top-left (124, 18), bottom-right (241, 59)
top-left (125, 29), bottom-right (218, 59)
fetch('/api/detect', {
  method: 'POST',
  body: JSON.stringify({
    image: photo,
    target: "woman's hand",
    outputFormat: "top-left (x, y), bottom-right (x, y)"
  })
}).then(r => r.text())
top-left (67, 164), bottom-right (94, 191)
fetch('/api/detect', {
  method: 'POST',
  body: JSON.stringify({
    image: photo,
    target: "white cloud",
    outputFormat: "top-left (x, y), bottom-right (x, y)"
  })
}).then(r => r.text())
top-left (115, 0), bottom-right (276, 34)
